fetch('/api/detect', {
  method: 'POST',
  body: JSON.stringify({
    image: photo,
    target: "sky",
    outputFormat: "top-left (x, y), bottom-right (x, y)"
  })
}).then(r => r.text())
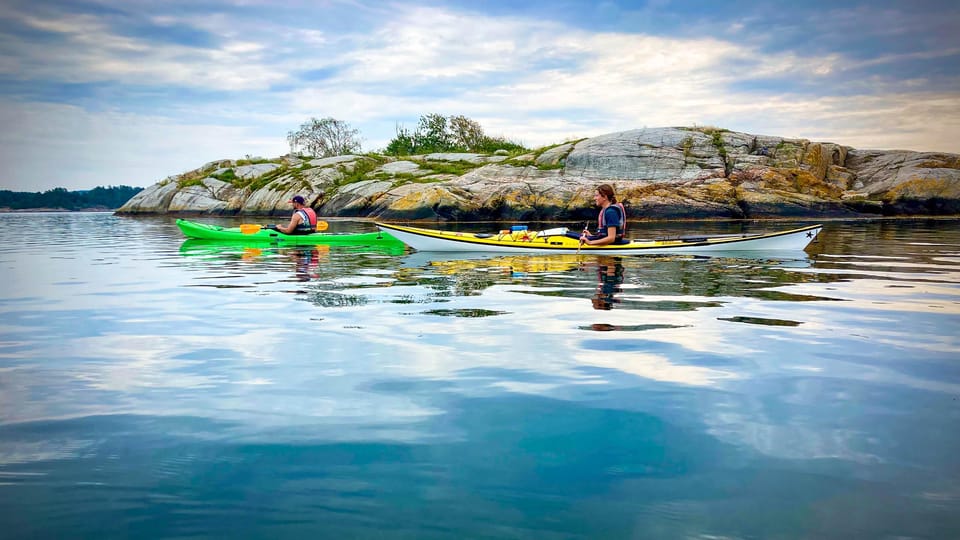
top-left (1, 0), bottom-right (958, 191)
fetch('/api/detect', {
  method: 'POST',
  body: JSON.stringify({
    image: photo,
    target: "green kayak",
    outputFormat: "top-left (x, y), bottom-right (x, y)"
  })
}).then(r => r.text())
top-left (175, 219), bottom-right (405, 248)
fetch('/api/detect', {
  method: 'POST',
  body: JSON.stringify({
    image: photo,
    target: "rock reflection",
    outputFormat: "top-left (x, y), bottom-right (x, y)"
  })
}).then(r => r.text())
top-left (717, 316), bottom-right (802, 326)
top-left (582, 323), bottom-right (690, 332)
top-left (421, 308), bottom-right (509, 318)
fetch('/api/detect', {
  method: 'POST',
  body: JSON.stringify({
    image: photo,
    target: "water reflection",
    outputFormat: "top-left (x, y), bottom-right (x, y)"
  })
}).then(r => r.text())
top-left (2, 216), bottom-right (960, 539)
top-left (591, 256), bottom-right (624, 310)
top-left (290, 246), bottom-right (326, 281)
top-left (178, 240), bottom-right (406, 288)
top-left (387, 250), bottom-right (822, 311)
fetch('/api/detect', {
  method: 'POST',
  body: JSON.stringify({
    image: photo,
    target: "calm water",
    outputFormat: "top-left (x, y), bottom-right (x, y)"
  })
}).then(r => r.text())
top-left (1, 213), bottom-right (959, 539)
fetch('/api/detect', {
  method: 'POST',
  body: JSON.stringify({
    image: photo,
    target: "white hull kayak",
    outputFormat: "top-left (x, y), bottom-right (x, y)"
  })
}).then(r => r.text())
top-left (375, 223), bottom-right (822, 254)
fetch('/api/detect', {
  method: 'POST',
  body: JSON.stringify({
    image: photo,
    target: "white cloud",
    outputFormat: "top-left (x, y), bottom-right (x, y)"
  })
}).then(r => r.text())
top-left (337, 7), bottom-right (548, 82)
top-left (280, 8), bottom-right (956, 151)
top-left (2, 7), bottom-right (287, 90)
top-left (2, 3), bottom-right (958, 190)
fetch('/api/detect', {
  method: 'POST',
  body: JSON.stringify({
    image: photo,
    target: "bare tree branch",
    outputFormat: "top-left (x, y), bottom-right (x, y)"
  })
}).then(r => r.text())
top-left (288, 117), bottom-right (362, 157)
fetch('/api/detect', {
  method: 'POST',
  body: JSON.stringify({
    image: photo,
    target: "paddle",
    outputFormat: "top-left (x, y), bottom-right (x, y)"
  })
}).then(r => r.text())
top-left (240, 220), bottom-right (329, 234)
top-left (577, 221), bottom-right (588, 254)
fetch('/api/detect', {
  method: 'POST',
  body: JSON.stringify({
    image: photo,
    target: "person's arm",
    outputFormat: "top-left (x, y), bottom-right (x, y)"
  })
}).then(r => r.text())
top-left (277, 213), bottom-right (303, 234)
top-left (582, 225), bottom-right (617, 246)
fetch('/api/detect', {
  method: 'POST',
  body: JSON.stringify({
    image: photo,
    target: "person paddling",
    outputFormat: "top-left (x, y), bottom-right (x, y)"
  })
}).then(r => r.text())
top-left (568, 184), bottom-right (627, 246)
top-left (272, 195), bottom-right (318, 235)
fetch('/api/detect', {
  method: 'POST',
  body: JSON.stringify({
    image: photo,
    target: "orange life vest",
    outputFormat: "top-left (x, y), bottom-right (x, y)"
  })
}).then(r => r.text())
top-left (295, 207), bottom-right (318, 231)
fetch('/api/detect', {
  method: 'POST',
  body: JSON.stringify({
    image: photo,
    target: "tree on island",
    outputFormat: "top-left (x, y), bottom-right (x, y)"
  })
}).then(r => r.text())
top-left (285, 114), bottom-right (526, 158)
top-left (286, 117), bottom-right (363, 158)
top-left (384, 113), bottom-right (526, 155)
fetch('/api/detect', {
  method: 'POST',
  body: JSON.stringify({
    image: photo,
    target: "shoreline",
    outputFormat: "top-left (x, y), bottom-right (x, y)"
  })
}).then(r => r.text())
top-left (148, 214), bottom-right (960, 224)
top-left (0, 208), bottom-right (114, 213)
top-left (6, 208), bottom-right (957, 223)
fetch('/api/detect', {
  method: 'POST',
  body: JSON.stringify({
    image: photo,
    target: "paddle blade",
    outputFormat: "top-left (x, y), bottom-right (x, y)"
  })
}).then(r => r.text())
top-left (240, 224), bottom-right (262, 234)
top-left (315, 221), bottom-right (329, 232)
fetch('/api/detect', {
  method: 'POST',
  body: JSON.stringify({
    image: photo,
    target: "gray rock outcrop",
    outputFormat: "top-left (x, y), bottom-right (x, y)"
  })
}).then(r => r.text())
top-left (117, 127), bottom-right (960, 220)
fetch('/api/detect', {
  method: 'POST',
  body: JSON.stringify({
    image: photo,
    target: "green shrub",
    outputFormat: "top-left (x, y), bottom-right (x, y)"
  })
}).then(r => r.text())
top-left (711, 132), bottom-right (727, 159)
top-left (177, 177), bottom-right (206, 188)
top-left (384, 114), bottom-right (528, 155)
top-left (689, 125), bottom-right (729, 135)
top-left (336, 158), bottom-right (380, 186)
top-left (474, 136), bottom-right (527, 154)
top-left (209, 168), bottom-right (237, 182)
top-left (235, 157), bottom-right (276, 166)
top-left (246, 166), bottom-right (289, 191)
top-left (418, 160), bottom-right (481, 176)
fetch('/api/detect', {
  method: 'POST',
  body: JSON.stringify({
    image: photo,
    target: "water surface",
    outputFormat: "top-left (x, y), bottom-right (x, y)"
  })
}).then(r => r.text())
top-left (1, 214), bottom-right (958, 538)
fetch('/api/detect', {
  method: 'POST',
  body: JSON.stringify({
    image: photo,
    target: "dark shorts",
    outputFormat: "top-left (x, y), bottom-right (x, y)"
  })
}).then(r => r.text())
top-left (565, 231), bottom-right (627, 243)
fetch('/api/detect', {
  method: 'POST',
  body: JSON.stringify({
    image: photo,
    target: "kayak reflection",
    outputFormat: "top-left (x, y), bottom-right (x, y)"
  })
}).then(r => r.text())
top-left (406, 252), bottom-right (584, 275)
top-left (384, 250), bottom-right (822, 320)
top-left (178, 240), bottom-right (329, 281)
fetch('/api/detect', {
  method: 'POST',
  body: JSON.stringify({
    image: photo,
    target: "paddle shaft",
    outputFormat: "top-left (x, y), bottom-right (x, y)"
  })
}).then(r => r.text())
top-left (577, 221), bottom-right (588, 253)
top-left (241, 220), bottom-right (329, 234)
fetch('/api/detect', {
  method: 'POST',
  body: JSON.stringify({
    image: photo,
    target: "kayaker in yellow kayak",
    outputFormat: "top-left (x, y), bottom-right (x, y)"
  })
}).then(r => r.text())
top-left (567, 184), bottom-right (628, 246)
top-left (269, 195), bottom-right (318, 235)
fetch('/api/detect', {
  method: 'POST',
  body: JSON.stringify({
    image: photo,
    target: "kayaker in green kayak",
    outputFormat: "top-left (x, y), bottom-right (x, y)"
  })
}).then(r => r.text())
top-left (268, 195), bottom-right (318, 235)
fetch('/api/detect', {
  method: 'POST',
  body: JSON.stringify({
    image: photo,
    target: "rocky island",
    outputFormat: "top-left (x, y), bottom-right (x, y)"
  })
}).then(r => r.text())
top-left (117, 126), bottom-right (960, 221)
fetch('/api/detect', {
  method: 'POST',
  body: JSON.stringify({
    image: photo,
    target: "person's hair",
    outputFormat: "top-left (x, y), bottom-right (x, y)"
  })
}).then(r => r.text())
top-left (597, 184), bottom-right (617, 204)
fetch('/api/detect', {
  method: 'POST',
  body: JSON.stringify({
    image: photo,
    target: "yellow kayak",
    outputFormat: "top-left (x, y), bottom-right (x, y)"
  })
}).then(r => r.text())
top-left (375, 223), bottom-right (822, 254)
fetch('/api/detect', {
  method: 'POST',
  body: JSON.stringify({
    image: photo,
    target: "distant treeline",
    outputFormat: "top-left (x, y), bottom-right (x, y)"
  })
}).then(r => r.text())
top-left (0, 186), bottom-right (143, 210)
